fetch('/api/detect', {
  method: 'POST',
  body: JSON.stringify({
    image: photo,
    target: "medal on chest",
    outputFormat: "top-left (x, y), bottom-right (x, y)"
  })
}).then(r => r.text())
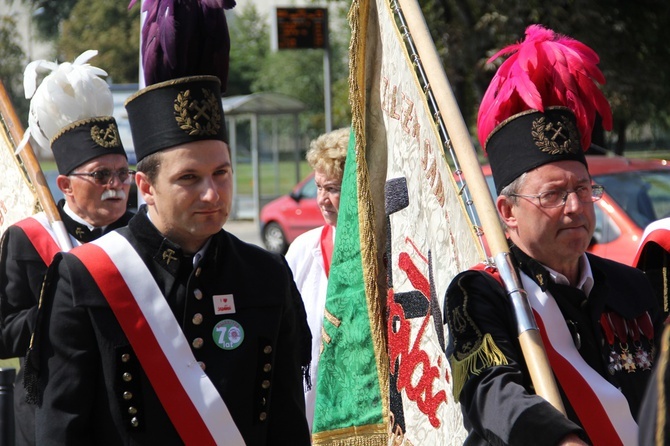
top-left (600, 312), bottom-right (655, 374)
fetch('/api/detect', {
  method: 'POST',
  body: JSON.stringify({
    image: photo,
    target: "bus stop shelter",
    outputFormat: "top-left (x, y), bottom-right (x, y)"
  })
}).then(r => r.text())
top-left (223, 93), bottom-right (307, 222)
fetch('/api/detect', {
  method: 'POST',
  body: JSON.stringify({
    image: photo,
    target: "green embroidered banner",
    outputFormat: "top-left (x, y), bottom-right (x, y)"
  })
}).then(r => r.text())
top-left (312, 129), bottom-right (388, 445)
top-left (311, 0), bottom-right (480, 444)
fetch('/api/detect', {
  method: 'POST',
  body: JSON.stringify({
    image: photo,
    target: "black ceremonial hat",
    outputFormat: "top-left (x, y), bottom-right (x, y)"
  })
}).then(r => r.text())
top-left (486, 107), bottom-right (587, 194)
top-left (50, 116), bottom-right (126, 175)
top-left (125, 75), bottom-right (226, 162)
top-left (125, 0), bottom-right (234, 163)
top-left (477, 25), bottom-right (612, 194)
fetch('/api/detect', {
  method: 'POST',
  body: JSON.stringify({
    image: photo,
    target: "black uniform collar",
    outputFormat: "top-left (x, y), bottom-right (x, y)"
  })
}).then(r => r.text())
top-left (127, 205), bottom-right (220, 276)
top-left (57, 199), bottom-right (134, 243)
top-left (511, 246), bottom-right (640, 319)
top-left (510, 244), bottom-right (553, 291)
top-left (57, 199), bottom-right (102, 243)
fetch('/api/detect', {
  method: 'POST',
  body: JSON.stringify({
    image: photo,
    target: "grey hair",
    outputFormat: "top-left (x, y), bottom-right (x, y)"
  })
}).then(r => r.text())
top-left (499, 172), bottom-right (528, 204)
top-left (498, 172), bottom-right (528, 231)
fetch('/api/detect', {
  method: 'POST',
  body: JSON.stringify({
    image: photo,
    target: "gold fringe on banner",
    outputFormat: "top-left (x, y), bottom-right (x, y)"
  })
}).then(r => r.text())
top-left (312, 424), bottom-right (388, 446)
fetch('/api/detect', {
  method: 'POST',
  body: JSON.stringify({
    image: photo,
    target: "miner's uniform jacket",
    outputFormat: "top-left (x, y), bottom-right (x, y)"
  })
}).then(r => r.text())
top-left (444, 246), bottom-right (662, 445)
top-left (30, 207), bottom-right (311, 445)
top-left (0, 201), bottom-right (133, 446)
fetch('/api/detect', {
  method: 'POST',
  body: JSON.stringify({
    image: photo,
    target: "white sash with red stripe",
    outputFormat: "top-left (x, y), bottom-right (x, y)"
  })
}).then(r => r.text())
top-left (73, 232), bottom-right (245, 445)
top-left (520, 272), bottom-right (637, 446)
top-left (14, 213), bottom-right (78, 264)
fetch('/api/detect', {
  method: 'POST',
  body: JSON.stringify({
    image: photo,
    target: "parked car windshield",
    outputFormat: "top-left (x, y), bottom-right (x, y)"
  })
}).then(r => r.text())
top-left (296, 175), bottom-right (317, 199)
top-left (594, 170), bottom-right (670, 228)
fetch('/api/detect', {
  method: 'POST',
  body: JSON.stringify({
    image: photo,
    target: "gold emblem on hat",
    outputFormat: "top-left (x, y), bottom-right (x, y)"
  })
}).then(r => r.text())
top-left (174, 88), bottom-right (221, 136)
top-left (532, 115), bottom-right (579, 155)
top-left (91, 123), bottom-right (121, 148)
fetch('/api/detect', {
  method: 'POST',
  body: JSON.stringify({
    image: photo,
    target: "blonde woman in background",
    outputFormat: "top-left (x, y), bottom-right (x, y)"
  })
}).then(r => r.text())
top-left (285, 127), bottom-right (349, 432)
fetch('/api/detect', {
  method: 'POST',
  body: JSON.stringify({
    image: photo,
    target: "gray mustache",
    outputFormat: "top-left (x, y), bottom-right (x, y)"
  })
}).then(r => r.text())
top-left (101, 189), bottom-right (127, 201)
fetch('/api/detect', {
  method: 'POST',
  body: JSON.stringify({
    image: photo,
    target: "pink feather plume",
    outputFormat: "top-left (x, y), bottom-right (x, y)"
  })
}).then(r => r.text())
top-left (477, 24), bottom-right (612, 151)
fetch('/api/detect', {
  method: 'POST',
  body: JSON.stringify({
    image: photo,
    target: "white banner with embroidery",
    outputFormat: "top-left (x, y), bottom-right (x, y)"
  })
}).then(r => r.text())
top-left (0, 111), bottom-right (39, 235)
top-left (377, 0), bottom-right (482, 444)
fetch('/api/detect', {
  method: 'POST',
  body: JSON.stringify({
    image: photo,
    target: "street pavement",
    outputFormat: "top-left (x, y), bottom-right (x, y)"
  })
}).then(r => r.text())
top-left (224, 218), bottom-right (264, 248)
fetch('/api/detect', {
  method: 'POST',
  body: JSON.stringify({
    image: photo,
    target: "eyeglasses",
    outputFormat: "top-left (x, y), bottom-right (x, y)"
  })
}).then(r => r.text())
top-left (69, 169), bottom-right (136, 185)
top-left (510, 185), bottom-right (604, 208)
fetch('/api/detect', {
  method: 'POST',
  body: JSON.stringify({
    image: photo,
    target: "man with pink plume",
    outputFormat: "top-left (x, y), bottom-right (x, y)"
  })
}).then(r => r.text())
top-left (444, 25), bottom-right (661, 445)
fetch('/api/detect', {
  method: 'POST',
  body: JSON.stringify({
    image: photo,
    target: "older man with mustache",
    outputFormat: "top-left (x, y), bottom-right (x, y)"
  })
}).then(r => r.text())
top-left (0, 53), bottom-right (133, 446)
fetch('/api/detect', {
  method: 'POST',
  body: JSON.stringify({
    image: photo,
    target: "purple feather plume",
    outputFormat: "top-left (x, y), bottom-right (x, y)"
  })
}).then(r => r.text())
top-left (129, 0), bottom-right (236, 91)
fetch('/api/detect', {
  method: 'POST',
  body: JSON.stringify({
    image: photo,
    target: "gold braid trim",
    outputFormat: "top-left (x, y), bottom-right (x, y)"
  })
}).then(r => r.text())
top-left (655, 325), bottom-right (670, 445)
top-left (663, 255), bottom-right (668, 314)
top-left (347, 0), bottom-right (390, 429)
top-left (450, 333), bottom-right (508, 402)
top-left (312, 424), bottom-right (387, 446)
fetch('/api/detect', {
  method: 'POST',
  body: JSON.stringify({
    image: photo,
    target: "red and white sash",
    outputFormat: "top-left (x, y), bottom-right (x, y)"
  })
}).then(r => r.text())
top-left (14, 213), bottom-right (75, 264)
top-left (521, 273), bottom-right (637, 445)
top-left (72, 232), bottom-right (245, 446)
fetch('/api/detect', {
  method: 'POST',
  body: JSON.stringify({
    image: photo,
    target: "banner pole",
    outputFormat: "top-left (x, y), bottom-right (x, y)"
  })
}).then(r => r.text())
top-left (396, 0), bottom-right (566, 414)
top-left (0, 81), bottom-right (72, 250)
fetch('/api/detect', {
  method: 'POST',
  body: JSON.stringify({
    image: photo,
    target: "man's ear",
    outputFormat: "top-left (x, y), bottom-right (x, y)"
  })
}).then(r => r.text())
top-left (56, 175), bottom-right (72, 196)
top-left (136, 172), bottom-right (155, 206)
top-left (497, 195), bottom-right (518, 230)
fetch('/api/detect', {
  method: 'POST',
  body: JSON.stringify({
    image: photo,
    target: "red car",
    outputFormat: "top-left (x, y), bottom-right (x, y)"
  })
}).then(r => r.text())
top-left (261, 156), bottom-right (670, 264)
top-left (260, 172), bottom-right (323, 254)
top-left (476, 156), bottom-right (670, 265)
top-left (581, 156), bottom-right (670, 264)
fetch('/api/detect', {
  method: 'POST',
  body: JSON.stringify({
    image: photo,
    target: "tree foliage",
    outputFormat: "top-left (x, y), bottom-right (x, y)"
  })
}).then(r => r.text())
top-left (16, 0), bottom-right (78, 40)
top-left (422, 0), bottom-right (670, 153)
top-left (227, 4), bottom-right (271, 96)
top-left (11, 0), bottom-right (668, 152)
top-left (58, 0), bottom-right (140, 84)
top-left (0, 14), bottom-right (28, 123)
top-left (228, 3), bottom-right (351, 141)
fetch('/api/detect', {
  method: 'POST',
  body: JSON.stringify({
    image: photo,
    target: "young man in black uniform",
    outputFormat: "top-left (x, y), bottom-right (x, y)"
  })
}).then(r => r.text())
top-left (31, 2), bottom-right (311, 444)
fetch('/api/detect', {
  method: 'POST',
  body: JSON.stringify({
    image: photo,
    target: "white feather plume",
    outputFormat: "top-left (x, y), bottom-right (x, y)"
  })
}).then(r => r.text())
top-left (18, 50), bottom-right (113, 154)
